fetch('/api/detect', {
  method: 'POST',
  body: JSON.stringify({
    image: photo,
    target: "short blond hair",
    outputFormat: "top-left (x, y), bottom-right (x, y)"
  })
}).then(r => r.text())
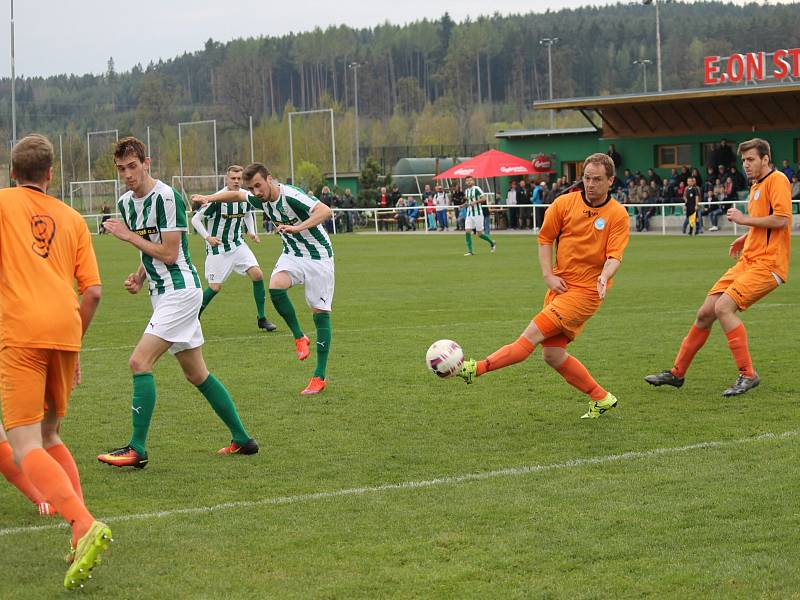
top-left (227, 164), bottom-right (244, 174)
top-left (583, 153), bottom-right (615, 178)
top-left (738, 138), bottom-right (771, 160)
top-left (12, 134), bottom-right (53, 183)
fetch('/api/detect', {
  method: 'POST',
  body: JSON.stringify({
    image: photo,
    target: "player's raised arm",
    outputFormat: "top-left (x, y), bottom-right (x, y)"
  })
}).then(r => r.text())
top-left (191, 189), bottom-right (246, 204)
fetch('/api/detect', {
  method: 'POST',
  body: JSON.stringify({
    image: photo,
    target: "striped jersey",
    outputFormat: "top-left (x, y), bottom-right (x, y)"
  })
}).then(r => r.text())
top-left (196, 188), bottom-right (252, 255)
top-left (117, 179), bottom-right (201, 295)
top-left (464, 185), bottom-right (484, 216)
top-left (243, 184), bottom-right (333, 260)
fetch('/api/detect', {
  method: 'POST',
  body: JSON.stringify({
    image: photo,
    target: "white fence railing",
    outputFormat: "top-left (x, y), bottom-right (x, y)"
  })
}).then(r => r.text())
top-left (83, 199), bottom-right (800, 236)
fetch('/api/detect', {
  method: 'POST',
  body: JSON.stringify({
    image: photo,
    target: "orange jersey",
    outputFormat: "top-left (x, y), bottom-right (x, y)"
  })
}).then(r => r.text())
top-left (741, 169), bottom-right (792, 281)
top-left (538, 190), bottom-right (630, 290)
top-left (0, 186), bottom-right (101, 351)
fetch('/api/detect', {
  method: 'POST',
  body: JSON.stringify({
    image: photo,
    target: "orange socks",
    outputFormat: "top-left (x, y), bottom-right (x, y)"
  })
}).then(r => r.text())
top-left (20, 448), bottom-right (93, 544)
top-left (725, 324), bottom-right (755, 377)
top-left (477, 336), bottom-right (535, 376)
top-left (0, 440), bottom-right (45, 505)
top-left (671, 324), bottom-right (712, 378)
top-left (47, 443), bottom-right (84, 502)
top-left (555, 356), bottom-right (607, 400)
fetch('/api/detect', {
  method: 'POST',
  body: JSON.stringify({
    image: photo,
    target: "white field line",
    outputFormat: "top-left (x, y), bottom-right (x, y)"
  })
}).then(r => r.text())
top-left (81, 302), bottom-right (797, 354)
top-left (1, 430), bottom-right (795, 538)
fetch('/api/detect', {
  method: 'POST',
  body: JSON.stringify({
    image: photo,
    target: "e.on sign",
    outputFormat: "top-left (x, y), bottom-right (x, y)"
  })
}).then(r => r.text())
top-left (704, 49), bottom-right (800, 85)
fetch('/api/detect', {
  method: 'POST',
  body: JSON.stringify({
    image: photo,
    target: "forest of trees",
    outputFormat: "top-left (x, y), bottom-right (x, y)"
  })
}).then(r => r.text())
top-left (1, 2), bottom-right (799, 191)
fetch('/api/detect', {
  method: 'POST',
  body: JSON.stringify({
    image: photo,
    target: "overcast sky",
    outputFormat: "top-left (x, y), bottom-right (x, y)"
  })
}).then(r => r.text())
top-left (0, 0), bottom-right (630, 77)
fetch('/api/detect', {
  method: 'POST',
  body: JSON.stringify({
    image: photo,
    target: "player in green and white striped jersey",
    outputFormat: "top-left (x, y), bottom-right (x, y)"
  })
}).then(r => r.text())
top-left (461, 175), bottom-right (497, 256)
top-left (191, 165), bottom-right (276, 331)
top-left (99, 137), bottom-right (258, 468)
top-left (193, 162), bottom-right (334, 396)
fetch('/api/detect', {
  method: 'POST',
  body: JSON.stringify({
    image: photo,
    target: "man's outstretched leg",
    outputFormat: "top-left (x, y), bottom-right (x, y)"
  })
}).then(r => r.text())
top-left (175, 347), bottom-right (258, 455)
top-left (248, 267), bottom-right (276, 331)
top-left (645, 294), bottom-right (716, 388)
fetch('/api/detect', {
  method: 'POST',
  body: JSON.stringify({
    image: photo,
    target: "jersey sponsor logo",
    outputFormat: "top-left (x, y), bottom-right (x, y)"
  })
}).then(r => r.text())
top-left (30, 214), bottom-right (56, 258)
top-left (222, 213), bottom-right (247, 219)
top-left (594, 217), bottom-right (606, 230)
top-left (133, 226), bottom-right (159, 237)
top-left (583, 209), bottom-right (599, 218)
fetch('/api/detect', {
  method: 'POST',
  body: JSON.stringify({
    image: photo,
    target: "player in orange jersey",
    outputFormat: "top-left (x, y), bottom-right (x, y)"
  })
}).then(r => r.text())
top-left (0, 134), bottom-right (112, 590)
top-left (0, 422), bottom-right (55, 515)
top-left (457, 153), bottom-right (630, 418)
top-left (645, 138), bottom-right (791, 396)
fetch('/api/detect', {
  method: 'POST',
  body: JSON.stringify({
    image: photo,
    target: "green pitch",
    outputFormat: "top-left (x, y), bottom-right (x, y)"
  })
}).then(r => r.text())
top-left (2, 233), bottom-right (798, 598)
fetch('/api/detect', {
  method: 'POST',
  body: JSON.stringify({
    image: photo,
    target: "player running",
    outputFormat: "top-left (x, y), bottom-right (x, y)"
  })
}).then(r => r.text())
top-left (192, 164), bottom-right (277, 331)
top-left (461, 175), bottom-right (496, 256)
top-left (193, 163), bottom-right (334, 395)
top-left (0, 134), bottom-right (111, 589)
top-left (98, 137), bottom-right (258, 469)
top-left (456, 153), bottom-right (630, 419)
top-left (645, 138), bottom-right (791, 397)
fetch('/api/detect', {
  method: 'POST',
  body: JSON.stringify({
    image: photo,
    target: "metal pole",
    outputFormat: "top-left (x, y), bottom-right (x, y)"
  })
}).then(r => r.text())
top-left (540, 38), bottom-right (559, 129)
top-left (178, 123), bottom-right (185, 199)
top-left (10, 0), bottom-right (16, 146)
top-left (656, 0), bottom-right (663, 92)
top-left (59, 134), bottom-right (64, 200)
top-left (288, 113), bottom-right (294, 184)
top-left (350, 62), bottom-right (360, 171)
top-left (212, 120), bottom-right (218, 181)
top-left (146, 126), bottom-right (151, 156)
top-left (330, 109), bottom-right (337, 187)
top-left (87, 132), bottom-right (92, 181)
top-left (249, 115), bottom-right (254, 163)
top-left (643, 62), bottom-right (648, 93)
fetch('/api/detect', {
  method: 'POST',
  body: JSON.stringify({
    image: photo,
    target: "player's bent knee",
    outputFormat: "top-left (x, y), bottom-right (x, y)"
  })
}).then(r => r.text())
top-left (128, 355), bottom-right (153, 374)
top-left (542, 348), bottom-right (567, 368)
top-left (209, 283), bottom-right (222, 292)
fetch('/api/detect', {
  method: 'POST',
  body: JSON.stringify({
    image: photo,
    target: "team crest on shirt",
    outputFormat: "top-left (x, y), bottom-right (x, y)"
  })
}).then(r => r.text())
top-left (754, 190), bottom-right (761, 201)
top-left (594, 217), bottom-right (606, 230)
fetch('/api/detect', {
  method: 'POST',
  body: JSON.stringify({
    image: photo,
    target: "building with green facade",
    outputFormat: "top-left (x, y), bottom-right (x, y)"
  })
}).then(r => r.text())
top-left (496, 83), bottom-right (800, 182)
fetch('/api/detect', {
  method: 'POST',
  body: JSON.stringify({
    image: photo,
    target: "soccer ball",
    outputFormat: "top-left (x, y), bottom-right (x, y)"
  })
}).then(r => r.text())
top-left (426, 339), bottom-right (464, 378)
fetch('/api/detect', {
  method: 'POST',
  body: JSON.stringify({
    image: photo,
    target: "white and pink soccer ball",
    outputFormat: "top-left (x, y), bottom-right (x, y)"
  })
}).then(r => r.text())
top-left (426, 339), bottom-right (464, 378)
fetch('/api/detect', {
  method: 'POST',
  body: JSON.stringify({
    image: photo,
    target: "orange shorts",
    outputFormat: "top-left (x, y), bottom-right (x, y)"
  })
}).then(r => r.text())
top-left (708, 260), bottom-right (780, 311)
top-left (533, 287), bottom-right (603, 345)
top-left (0, 347), bottom-right (78, 430)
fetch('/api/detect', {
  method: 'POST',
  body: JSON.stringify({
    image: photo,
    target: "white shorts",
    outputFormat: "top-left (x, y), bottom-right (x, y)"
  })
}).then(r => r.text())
top-left (272, 254), bottom-right (335, 311)
top-left (147, 288), bottom-right (204, 355)
top-left (465, 214), bottom-right (484, 231)
top-left (205, 244), bottom-right (259, 284)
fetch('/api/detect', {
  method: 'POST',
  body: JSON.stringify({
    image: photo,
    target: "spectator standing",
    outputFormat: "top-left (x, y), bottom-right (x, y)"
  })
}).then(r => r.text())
top-left (341, 188), bottom-right (355, 232)
top-left (452, 185), bottom-right (466, 230)
top-left (517, 178), bottom-right (531, 229)
top-left (433, 185), bottom-right (449, 230)
top-left (708, 178), bottom-right (726, 231)
top-left (506, 180), bottom-right (518, 229)
top-left (791, 175), bottom-right (800, 201)
top-left (319, 186), bottom-right (336, 233)
top-left (781, 159), bottom-right (794, 181)
top-left (716, 138), bottom-right (735, 169)
top-left (684, 176), bottom-right (701, 235)
top-left (389, 183), bottom-right (401, 206)
top-left (376, 186), bottom-right (391, 231)
top-left (647, 168), bottom-right (663, 188)
top-left (607, 144), bottom-right (622, 170)
top-left (424, 194), bottom-right (435, 230)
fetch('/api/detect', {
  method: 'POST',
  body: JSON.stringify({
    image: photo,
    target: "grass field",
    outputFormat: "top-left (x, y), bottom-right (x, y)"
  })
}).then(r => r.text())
top-left (2, 232), bottom-right (799, 599)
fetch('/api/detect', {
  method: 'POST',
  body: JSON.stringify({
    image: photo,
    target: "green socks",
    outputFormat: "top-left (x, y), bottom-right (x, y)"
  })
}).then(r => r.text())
top-left (479, 233), bottom-right (494, 246)
top-left (129, 373), bottom-right (157, 455)
top-left (197, 374), bottom-right (250, 445)
top-left (465, 232), bottom-right (473, 253)
top-left (252, 280), bottom-right (266, 319)
top-left (270, 288), bottom-right (304, 339)
top-left (199, 287), bottom-right (218, 316)
top-left (313, 312), bottom-right (332, 380)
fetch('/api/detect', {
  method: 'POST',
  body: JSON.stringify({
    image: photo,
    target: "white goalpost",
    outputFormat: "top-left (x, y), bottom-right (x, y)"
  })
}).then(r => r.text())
top-left (176, 119), bottom-right (219, 199)
top-left (85, 129), bottom-right (119, 209)
top-left (288, 109), bottom-right (337, 187)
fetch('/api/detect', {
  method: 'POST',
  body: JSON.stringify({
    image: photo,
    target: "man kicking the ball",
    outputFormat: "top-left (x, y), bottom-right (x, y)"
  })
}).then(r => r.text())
top-left (456, 153), bottom-right (630, 419)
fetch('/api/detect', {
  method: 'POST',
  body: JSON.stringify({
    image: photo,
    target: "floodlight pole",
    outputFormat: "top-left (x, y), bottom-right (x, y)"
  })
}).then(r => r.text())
top-left (633, 59), bottom-right (652, 93)
top-left (643, 0), bottom-right (663, 92)
top-left (349, 62), bottom-right (361, 171)
top-left (59, 134), bottom-right (64, 200)
top-left (10, 0), bottom-right (16, 146)
top-left (539, 38), bottom-right (559, 129)
top-left (249, 115), bottom-right (255, 163)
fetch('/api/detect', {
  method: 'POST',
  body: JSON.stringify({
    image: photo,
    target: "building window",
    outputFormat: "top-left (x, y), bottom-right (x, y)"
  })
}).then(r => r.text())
top-left (657, 144), bottom-right (692, 168)
top-left (561, 161), bottom-right (584, 183)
